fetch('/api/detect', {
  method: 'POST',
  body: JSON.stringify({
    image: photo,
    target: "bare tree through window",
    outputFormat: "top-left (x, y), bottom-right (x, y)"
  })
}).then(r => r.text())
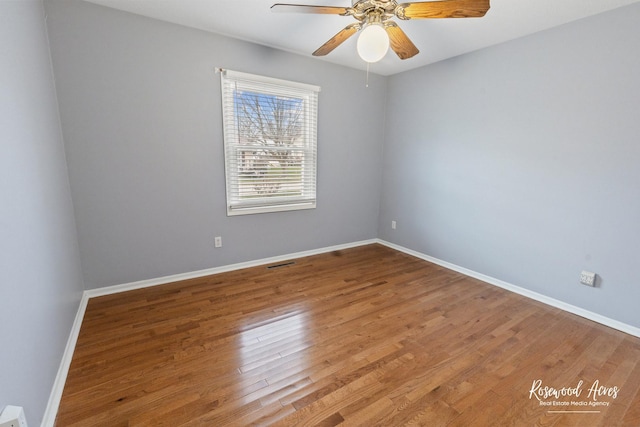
top-left (235, 90), bottom-right (305, 197)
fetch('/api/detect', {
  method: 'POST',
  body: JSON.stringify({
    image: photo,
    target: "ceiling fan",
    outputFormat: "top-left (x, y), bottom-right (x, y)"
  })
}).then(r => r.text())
top-left (271, 0), bottom-right (490, 62)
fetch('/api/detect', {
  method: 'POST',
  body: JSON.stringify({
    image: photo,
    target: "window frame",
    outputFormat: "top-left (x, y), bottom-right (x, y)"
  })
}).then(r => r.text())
top-left (220, 69), bottom-right (320, 216)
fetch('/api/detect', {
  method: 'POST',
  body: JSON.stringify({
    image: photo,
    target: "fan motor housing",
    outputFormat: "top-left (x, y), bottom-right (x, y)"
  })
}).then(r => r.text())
top-left (350, 0), bottom-right (404, 22)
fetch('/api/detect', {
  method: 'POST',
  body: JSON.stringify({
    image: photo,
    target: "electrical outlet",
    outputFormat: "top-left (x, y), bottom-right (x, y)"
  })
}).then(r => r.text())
top-left (391, 220), bottom-right (397, 230)
top-left (0, 405), bottom-right (27, 427)
top-left (214, 236), bottom-right (222, 248)
top-left (580, 271), bottom-right (596, 287)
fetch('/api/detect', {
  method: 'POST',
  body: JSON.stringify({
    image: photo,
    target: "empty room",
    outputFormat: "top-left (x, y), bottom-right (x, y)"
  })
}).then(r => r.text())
top-left (1, 0), bottom-right (639, 426)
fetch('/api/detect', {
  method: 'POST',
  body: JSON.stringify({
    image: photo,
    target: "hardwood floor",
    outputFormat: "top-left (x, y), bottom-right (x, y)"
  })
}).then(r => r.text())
top-left (55, 244), bottom-right (640, 426)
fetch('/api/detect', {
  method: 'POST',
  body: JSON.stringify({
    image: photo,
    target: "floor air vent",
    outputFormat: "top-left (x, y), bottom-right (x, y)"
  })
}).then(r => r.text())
top-left (267, 261), bottom-right (295, 269)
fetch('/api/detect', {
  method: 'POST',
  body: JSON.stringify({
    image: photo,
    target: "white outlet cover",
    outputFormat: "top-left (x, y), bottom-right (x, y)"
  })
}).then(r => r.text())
top-left (0, 405), bottom-right (27, 427)
top-left (580, 271), bottom-right (596, 286)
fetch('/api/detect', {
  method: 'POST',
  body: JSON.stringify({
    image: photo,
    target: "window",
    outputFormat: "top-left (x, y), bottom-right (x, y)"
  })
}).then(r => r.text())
top-left (220, 69), bottom-right (320, 216)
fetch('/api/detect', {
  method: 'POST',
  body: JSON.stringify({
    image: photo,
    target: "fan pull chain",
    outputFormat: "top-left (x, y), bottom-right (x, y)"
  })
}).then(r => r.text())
top-left (365, 62), bottom-right (370, 88)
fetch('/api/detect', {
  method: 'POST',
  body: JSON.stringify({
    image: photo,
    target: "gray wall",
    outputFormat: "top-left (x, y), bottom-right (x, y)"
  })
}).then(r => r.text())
top-left (379, 4), bottom-right (640, 328)
top-left (0, 1), bottom-right (85, 424)
top-left (45, 0), bottom-right (386, 289)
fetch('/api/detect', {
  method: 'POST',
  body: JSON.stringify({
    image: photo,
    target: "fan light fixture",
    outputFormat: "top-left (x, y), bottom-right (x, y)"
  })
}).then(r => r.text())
top-left (356, 23), bottom-right (389, 63)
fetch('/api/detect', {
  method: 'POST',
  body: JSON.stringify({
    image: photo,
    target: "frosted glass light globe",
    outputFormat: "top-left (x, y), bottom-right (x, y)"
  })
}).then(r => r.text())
top-left (356, 24), bottom-right (389, 63)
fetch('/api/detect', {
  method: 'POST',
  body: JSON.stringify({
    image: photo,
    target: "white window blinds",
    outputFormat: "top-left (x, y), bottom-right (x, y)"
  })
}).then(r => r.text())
top-left (220, 69), bottom-right (320, 216)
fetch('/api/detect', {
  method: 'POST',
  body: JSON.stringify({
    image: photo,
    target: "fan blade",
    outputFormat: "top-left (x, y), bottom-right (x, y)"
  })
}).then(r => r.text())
top-left (385, 22), bottom-right (419, 59)
top-left (398, 0), bottom-right (490, 19)
top-left (271, 3), bottom-right (351, 15)
top-left (313, 23), bottom-right (360, 56)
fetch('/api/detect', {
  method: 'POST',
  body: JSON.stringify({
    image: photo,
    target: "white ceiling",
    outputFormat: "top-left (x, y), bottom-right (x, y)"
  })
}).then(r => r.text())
top-left (84, 0), bottom-right (640, 76)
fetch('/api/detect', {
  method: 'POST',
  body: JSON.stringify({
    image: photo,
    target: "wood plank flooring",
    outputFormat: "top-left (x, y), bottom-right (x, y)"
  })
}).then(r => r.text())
top-left (55, 244), bottom-right (640, 426)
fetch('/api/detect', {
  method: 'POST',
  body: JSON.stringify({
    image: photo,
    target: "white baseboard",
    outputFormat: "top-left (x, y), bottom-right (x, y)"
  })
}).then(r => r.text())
top-left (43, 237), bottom-right (639, 425)
top-left (41, 292), bottom-right (90, 427)
top-left (376, 239), bottom-right (640, 338)
top-left (85, 239), bottom-right (378, 298)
